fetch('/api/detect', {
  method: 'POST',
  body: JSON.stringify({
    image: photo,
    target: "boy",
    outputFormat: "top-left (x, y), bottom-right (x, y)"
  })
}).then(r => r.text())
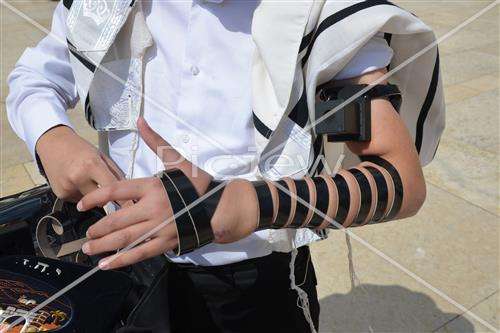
top-left (7, 1), bottom-right (444, 332)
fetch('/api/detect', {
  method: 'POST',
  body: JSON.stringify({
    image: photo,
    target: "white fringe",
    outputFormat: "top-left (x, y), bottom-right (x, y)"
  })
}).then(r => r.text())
top-left (289, 248), bottom-right (317, 333)
top-left (345, 231), bottom-right (361, 290)
top-left (126, 95), bottom-right (139, 180)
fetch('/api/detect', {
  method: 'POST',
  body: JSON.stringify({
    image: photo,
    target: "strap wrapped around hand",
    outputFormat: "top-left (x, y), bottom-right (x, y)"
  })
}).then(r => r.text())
top-left (157, 169), bottom-right (213, 255)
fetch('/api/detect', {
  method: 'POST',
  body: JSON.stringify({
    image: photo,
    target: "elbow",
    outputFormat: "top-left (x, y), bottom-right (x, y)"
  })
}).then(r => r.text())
top-left (403, 178), bottom-right (427, 218)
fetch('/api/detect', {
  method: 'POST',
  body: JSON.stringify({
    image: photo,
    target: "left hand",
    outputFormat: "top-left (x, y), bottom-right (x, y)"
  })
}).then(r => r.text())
top-left (78, 118), bottom-right (258, 270)
top-left (78, 176), bottom-right (177, 270)
top-left (78, 117), bottom-right (211, 270)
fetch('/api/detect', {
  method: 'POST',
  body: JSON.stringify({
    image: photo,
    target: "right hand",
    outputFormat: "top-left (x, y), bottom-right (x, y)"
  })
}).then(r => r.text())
top-left (36, 125), bottom-right (123, 202)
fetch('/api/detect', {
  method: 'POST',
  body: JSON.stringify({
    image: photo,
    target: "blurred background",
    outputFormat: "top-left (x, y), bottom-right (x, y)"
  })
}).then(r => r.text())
top-left (0, 1), bottom-right (498, 332)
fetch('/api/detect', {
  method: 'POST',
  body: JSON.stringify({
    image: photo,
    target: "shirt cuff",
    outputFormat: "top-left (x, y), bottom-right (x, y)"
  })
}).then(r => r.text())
top-left (17, 98), bottom-right (74, 175)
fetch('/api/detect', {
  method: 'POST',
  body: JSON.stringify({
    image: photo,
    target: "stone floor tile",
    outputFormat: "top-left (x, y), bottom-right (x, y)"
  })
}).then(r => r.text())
top-left (0, 106), bottom-right (33, 168)
top-left (1, 104), bottom-right (98, 171)
top-left (403, 2), bottom-right (499, 32)
top-left (23, 161), bottom-right (46, 186)
top-left (440, 50), bottom-right (499, 87)
top-left (312, 182), bottom-right (499, 332)
top-left (424, 136), bottom-right (499, 215)
top-left (0, 163), bottom-right (34, 197)
top-left (444, 84), bottom-right (482, 104)
top-left (460, 74), bottom-right (499, 93)
top-left (434, 290), bottom-right (499, 333)
top-left (442, 89), bottom-right (499, 155)
top-left (475, 42), bottom-right (499, 56)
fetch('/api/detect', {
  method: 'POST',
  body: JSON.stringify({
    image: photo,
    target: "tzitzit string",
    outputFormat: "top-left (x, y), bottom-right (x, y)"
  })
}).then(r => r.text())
top-left (126, 95), bottom-right (140, 180)
top-left (289, 248), bottom-right (317, 333)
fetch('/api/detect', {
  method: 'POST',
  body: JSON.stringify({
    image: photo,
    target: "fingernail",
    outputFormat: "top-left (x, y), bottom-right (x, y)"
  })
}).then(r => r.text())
top-left (81, 242), bottom-right (90, 255)
top-left (76, 201), bottom-right (83, 212)
top-left (99, 260), bottom-right (109, 270)
top-left (85, 229), bottom-right (91, 239)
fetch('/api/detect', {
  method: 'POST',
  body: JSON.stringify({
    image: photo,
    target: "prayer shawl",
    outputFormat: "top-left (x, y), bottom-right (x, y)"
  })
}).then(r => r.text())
top-left (61, 0), bottom-right (445, 251)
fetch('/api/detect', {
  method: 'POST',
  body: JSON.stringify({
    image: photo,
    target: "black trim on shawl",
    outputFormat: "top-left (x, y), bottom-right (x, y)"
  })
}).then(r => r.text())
top-left (302, 0), bottom-right (397, 66)
top-left (415, 52), bottom-right (440, 153)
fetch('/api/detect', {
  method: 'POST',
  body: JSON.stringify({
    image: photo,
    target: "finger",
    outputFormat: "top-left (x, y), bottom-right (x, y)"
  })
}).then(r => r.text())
top-left (78, 181), bottom-right (99, 196)
top-left (82, 220), bottom-right (177, 256)
top-left (137, 117), bottom-right (184, 167)
top-left (98, 237), bottom-right (177, 270)
top-left (77, 178), bottom-right (150, 211)
top-left (91, 157), bottom-right (122, 187)
top-left (101, 154), bottom-right (125, 180)
top-left (61, 192), bottom-right (85, 203)
top-left (99, 155), bottom-right (135, 207)
top-left (86, 203), bottom-right (150, 239)
top-left (137, 116), bottom-right (171, 153)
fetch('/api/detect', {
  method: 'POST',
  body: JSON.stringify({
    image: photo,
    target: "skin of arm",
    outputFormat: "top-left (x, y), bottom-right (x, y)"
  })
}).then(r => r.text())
top-left (210, 68), bottom-right (426, 241)
top-left (340, 68), bottom-right (426, 218)
top-left (77, 68), bottom-right (426, 269)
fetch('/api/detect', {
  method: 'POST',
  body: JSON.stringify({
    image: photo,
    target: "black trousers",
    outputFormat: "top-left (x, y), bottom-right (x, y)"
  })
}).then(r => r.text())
top-left (167, 246), bottom-right (320, 333)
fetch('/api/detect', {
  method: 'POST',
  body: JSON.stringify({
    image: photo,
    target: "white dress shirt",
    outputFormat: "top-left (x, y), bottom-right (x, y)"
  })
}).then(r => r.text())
top-left (7, 0), bottom-right (393, 266)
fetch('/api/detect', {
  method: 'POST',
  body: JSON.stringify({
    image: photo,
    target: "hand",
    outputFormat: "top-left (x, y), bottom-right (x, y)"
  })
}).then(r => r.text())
top-left (78, 117), bottom-right (213, 269)
top-left (78, 176), bottom-right (178, 270)
top-left (77, 118), bottom-right (259, 269)
top-left (138, 116), bottom-right (259, 243)
top-left (78, 177), bottom-right (260, 270)
top-left (36, 125), bottom-right (123, 202)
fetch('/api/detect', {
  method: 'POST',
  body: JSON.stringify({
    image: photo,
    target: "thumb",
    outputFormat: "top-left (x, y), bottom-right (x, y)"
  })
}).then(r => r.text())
top-left (137, 116), bottom-right (170, 153)
top-left (137, 117), bottom-right (184, 167)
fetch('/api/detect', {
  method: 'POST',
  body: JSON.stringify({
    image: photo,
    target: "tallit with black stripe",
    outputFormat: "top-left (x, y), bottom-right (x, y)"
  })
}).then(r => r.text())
top-left (61, 0), bottom-right (444, 251)
top-left (251, 0), bottom-right (444, 179)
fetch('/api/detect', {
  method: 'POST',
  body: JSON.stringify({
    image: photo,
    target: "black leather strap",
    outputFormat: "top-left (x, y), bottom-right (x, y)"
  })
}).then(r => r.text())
top-left (332, 174), bottom-right (350, 227)
top-left (348, 169), bottom-right (372, 226)
top-left (254, 181), bottom-right (274, 230)
top-left (365, 166), bottom-right (388, 222)
top-left (361, 156), bottom-right (403, 221)
top-left (167, 170), bottom-right (213, 248)
top-left (274, 180), bottom-right (291, 228)
top-left (319, 83), bottom-right (402, 112)
top-left (367, 84), bottom-right (402, 112)
top-left (309, 177), bottom-right (329, 228)
top-left (289, 180), bottom-right (310, 228)
top-left (158, 170), bottom-right (214, 255)
top-left (203, 180), bottom-right (224, 221)
top-left (158, 171), bottom-right (198, 255)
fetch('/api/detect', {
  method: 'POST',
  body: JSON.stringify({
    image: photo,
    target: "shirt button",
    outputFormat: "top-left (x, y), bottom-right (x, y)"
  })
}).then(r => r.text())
top-left (181, 134), bottom-right (190, 143)
top-left (190, 65), bottom-right (200, 76)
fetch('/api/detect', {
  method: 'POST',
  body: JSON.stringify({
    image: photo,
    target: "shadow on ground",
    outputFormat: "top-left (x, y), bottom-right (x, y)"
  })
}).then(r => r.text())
top-left (319, 284), bottom-right (474, 332)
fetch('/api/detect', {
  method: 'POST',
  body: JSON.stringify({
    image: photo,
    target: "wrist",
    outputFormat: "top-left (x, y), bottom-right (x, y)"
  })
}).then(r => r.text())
top-left (35, 125), bottom-right (75, 155)
top-left (211, 179), bottom-right (259, 243)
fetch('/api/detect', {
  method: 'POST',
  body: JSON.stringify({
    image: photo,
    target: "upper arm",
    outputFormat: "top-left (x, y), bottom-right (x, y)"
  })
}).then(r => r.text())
top-left (338, 68), bottom-right (427, 217)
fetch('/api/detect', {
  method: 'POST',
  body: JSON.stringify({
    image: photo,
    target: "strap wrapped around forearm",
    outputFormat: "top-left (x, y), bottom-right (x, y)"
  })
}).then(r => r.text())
top-left (348, 169), bottom-right (372, 226)
top-left (254, 181), bottom-right (275, 230)
top-left (252, 157), bottom-right (403, 230)
top-left (157, 156), bottom-right (403, 252)
top-left (360, 156), bottom-right (403, 221)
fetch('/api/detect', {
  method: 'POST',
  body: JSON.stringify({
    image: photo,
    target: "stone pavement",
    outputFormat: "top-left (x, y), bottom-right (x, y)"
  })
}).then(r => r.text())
top-left (0, 1), bottom-right (498, 332)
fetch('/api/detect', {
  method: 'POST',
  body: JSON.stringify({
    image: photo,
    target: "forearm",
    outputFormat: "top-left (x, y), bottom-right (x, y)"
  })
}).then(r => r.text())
top-left (159, 150), bottom-right (424, 252)
top-left (210, 152), bottom-right (424, 236)
top-left (159, 70), bottom-right (427, 251)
